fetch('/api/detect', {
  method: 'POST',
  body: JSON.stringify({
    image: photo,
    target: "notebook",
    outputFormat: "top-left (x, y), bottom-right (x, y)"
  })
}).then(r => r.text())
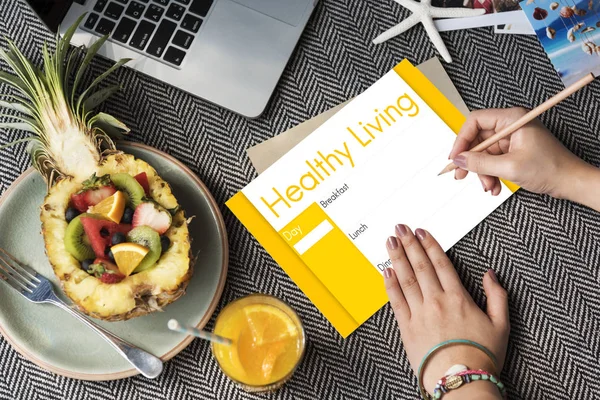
top-left (227, 60), bottom-right (518, 337)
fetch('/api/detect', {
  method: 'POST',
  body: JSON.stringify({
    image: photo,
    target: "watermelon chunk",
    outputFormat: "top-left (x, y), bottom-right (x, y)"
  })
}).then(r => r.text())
top-left (81, 217), bottom-right (132, 259)
top-left (134, 173), bottom-right (150, 197)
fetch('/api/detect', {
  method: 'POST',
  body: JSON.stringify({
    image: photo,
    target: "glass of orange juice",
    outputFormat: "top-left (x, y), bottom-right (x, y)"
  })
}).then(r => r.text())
top-left (211, 294), bottom-right (306, 392)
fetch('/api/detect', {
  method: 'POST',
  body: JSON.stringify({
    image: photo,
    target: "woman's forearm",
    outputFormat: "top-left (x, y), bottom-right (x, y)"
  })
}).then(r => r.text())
top-left (557, 162), bottom-right (600, 212)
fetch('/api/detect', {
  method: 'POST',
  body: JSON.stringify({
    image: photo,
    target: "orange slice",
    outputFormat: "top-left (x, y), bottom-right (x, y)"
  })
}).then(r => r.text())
top-left (261, 341), bottom-right (287, 381)
top-left (89, 191), bottom-right (126, 223)
top-left (111, 242), bottom-right (149, 276)
top-left (243, 304), bottom-right (298, 346)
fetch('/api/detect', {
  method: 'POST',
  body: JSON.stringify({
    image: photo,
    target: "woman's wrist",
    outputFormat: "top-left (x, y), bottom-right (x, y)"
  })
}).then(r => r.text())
top-left (421, 345), bottom-right (498, 394)
top-left (444, 380), bottom-right (503, 399)
top-left (555, 161), bottom-right (600, 212)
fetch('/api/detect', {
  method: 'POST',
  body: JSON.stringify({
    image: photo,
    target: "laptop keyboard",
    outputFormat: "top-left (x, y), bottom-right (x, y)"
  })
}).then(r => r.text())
top-left (82, 0), bottom-right (214, 68)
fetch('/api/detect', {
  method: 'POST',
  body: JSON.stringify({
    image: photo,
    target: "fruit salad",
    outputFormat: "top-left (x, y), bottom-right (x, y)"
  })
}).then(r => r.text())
top-left (64, 172), bottom-right (175, 284)
top-left (41, 156), bottom-right (193, 321)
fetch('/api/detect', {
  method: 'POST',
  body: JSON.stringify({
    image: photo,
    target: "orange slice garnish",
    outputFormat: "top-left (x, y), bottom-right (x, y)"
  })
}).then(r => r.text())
top-left (89, 191), bottom-right (126, 223)
top-left (111, 242), bottom-right (149, 276)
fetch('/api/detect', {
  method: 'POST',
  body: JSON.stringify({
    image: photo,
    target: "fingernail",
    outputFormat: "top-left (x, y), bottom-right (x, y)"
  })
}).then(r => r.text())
top-left (481, 181), bottom-right (488, 192)
top-left (395, 224), bottom-right (408, 237)
top-left (383, 268), bottom-right (393, 279)
top-left (488, 269), bottom-right (498, 283)
top-left (415, 228), bottom-right (426, 241)
top-left (453, 154), bottom-right (467, 169)
top-left (387, 236), bottom-right (398, 250)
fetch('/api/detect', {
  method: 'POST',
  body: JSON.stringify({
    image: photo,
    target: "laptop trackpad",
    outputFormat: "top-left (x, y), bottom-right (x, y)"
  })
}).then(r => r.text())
top-left (230, 0), bottom-right (311, 26)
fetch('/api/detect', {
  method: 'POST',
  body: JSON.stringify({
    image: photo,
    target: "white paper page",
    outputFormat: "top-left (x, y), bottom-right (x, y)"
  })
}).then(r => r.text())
top-left (241, 70), bottom-right (512, 274)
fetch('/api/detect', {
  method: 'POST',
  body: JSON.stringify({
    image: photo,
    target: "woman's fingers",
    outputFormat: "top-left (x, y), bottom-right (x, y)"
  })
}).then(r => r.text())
top-left (450, 109), bottom-right (528, 160)
top-left (478, 145), bottom-right (504, 191)
top-left (482, 269), bottom-right (510, 332)
top-left (413, 228), bottom-right (464, 292)
top-left (450, 107), bottom-right (527, 159)
top-left (449, 117), bottom-right (483, 159)
top-left (386, 235), bottom-right (423, 307)
top-left (453, 151), bottom-right (517, 180)
top-left (449, 111), bottom-right (505, 159)
top-left (479, 175), bottom-right (497, 192)
top-left (455, 136), bottom-right (504, 182)
top-left (383, 266), bottom-right (410, 325)
top-left (454, 168), bottom-right (468, 180)
top-left (490, 179), bottom-right (503, 196)
top-left (395, 225), bottom-right (443, 296)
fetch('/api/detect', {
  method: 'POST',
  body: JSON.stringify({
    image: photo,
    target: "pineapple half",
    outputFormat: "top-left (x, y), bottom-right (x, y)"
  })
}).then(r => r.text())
top-left (0, 16), bottom-right (193, 320)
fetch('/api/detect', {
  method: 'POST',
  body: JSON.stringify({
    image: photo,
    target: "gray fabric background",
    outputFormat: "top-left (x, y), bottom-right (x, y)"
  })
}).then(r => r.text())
top-left (2, 0), bottom-right (600, 399)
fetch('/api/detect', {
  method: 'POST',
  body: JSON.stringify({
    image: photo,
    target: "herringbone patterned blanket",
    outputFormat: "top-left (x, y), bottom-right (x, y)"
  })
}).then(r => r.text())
top-left (1, 0), bottom-right (600, 399)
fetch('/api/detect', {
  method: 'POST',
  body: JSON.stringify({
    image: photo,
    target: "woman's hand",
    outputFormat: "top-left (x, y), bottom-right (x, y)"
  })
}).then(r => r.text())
top-left (384, 225), bottom-right (509, 398)
top-left (449, 108), bottom-right (599, 204)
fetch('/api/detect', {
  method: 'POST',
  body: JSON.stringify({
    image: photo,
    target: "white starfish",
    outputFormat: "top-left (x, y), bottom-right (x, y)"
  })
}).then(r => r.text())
top-left (374, 0), bottom-right (486, 63)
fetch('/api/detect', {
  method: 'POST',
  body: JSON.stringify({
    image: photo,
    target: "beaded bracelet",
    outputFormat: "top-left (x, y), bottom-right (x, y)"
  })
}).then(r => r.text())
top-left (431, 369), bottom-right (507, 399)
top-left (417, 339), bottom-right (499, 399)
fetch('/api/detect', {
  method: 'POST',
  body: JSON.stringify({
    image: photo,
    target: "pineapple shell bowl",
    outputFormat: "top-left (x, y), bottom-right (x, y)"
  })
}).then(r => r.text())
top-left (41, 153), bottom-right (193, 320)
top-left (0, 142), bottom-right (228, 379)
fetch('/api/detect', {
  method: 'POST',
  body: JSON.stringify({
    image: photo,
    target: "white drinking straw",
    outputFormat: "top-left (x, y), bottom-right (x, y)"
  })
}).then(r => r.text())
top-left (168, 319), bottom-right (232, 346)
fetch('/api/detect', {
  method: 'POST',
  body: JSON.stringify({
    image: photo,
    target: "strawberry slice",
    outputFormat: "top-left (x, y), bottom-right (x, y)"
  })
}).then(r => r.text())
top-left (71, 185), bottom-right (116, 213)
top-left (87, 259), bottom-right (125, 284)
top-left (71, 193), bottom-right (89, 213)
top-left (81, 217), bottom-right (132, 259)
top-left (93, 258), bottom-right (119, 271)
top-left (132, 202), bottom-right (172, 235)
top-left (134, 172), bottom-right (151, 197)
top-left (70, 174), bottom-right (117, 213)
top-left (100, 272), bottom-right (125, 284)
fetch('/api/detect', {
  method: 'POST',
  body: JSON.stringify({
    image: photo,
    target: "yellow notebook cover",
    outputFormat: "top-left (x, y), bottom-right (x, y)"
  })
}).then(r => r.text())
top-left (227, 60), bottom-right (518, 338)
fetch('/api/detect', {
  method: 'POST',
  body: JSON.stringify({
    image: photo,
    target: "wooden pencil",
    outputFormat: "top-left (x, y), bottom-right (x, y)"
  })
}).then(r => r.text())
top-left (438, 72), bottom-right (596, 176)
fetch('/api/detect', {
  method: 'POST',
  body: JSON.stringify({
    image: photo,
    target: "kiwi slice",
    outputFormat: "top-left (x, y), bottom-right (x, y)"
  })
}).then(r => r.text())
top-left (65, 214), bottom-right (96, 261)
top-left (110, 173), bottom-right (145, 208)
top-left (127, 226), bottom-right (162, 273)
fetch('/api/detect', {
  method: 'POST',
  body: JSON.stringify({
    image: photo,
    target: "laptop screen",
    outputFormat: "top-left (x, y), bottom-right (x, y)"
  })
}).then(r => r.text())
top-left (26, 0), bottom-right (74, 33)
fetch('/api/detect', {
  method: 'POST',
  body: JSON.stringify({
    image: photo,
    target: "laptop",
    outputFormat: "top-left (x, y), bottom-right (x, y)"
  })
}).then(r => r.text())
top-left (26, 0), bottom-right (317, 118)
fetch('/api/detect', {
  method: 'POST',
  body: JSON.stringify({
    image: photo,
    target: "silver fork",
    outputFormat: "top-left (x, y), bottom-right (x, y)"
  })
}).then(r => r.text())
top-left (0, 248), bottom-right (163, 379)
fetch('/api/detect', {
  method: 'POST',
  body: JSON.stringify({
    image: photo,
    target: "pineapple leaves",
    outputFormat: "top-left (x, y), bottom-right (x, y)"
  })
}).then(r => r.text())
top-left (71, 34), bottom-right (109, 106)
top-left (89, 112), bottom-right (130, 140)
top-left (76, 57), bottom-right (131, 116)
top-left (1, 41), bottom-right (45, 101)
top-left (0, 99), bottom-right (33, 115)
top-left (56, 14), bottom-right (86, 82)
top-left (0, 107), bottom-right (42, 134)
top-left (0, 15), bottom-right (131, 187)
top-left (27, 140), bottom-right (61, 189)
top-left (64, 45), bottom-right (84, 104)
top-left (0, 113), bottom-right (40, 126)
top-left (0, 136), bottom-right (36, 150)
top-left (0, 121), bottom-right (39, 133)
top-left (0, 61), bottom-right (36, 100)
top-left (83, 84), bottom-right (121, 112)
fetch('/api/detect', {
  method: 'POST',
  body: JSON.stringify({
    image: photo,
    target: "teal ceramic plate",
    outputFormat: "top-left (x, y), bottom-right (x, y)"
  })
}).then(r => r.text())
top-left (0, 142), bottom-right (228, 380)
